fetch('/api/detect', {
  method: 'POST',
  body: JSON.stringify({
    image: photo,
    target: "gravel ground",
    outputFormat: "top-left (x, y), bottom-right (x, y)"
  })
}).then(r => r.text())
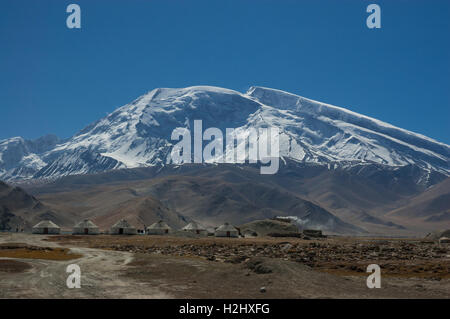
top-left (0, 233), bottom-right (448, 298)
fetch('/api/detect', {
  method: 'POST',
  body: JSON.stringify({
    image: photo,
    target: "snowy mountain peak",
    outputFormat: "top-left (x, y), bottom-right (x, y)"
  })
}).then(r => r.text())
top-left (247, 86), bottom-right (449, 168)
top-left (0, 86), bottom-right (449, 181)
top-left (246, 86), bottom-right (304, 110)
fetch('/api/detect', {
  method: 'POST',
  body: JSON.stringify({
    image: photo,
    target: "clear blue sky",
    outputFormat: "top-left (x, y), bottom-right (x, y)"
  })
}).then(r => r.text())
top-left (0, 0), bottom-right (449, 143)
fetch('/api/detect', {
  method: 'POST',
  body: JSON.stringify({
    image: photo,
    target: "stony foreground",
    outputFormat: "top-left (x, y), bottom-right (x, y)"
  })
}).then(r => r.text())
top-left (48, 234), bottom-right (450, 280)
top-left (0, 233), bottom-right (448, 298)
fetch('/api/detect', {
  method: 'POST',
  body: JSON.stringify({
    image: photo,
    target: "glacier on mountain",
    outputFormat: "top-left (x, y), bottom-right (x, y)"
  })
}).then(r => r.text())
top-left (0, 86), bottom-right (448, 181)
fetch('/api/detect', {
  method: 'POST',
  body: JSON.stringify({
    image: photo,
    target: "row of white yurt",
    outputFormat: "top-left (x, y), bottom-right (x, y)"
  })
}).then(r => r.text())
top-left (32, 219), bottom-right (100, 235)
top-left (32, 219), bottom-right (153, 235)
top-left (32, 219), bottom-right (240, 237)
top-left (147, 220), bottom-right (238, 237)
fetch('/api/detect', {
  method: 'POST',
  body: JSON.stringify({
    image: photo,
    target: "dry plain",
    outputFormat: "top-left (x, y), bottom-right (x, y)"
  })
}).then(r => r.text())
top-left (0, 232), bottom-right (448, 298)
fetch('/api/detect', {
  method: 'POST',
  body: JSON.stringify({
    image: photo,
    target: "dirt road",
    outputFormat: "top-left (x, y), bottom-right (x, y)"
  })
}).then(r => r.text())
top-left (0, 233), bottom-right (449, 298)
top-left (0, 233), bottom-right (170, 298)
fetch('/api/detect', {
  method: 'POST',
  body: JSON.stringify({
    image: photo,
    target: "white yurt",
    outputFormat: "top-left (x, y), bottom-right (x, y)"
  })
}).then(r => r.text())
top-left (73, 219), bottom-right (99, 235)
top-left (147, 220), bottom-right (172, 235)
top-left (215, 222), bottom-right (239, 238)
top-left (182, 221), bottom-right (207, 236)
top-left (32, 220), bottom-right (60, 234)
top-left (110, 219), bottom-right (136, 235)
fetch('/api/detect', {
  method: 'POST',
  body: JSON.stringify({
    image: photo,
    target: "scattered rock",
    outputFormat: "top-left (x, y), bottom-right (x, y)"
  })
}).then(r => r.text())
top-left (246, 258), bottom-right (273, 274)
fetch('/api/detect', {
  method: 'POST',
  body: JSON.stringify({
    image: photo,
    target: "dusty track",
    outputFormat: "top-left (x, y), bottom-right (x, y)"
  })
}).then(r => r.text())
top-left (0, 233), bottom-right (449, 298)
top-left (0, 233), bottom-right (170, 298)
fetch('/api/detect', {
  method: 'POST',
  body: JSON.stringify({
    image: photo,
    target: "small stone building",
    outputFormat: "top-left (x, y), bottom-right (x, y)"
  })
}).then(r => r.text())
top-left (110, 219), bottom-right (136, 235)
top-left (73, 219), bottom-right (99, 235)
top-left (147, 220), bottom-right (172, 235)
top-left (182, 221), bottom-right (207, 236)
top-left (215, 222), bottom-right (239, 238)
top-left (32, 220), bottom-right (60, 234)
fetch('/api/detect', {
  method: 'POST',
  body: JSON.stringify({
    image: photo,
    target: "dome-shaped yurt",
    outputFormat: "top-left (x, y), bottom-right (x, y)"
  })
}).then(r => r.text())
top-left (215, 222), bottom-right (239, 238)
top-left (182, 221), bottom-right (207, 236)
top-left (73, 219), bottom-right (99, 235)
top-left (147, 220), bottom-right (172, 235)
top-left (110, 219), bottom-right (136, 235)
top-left (32, 220), bottom-right (60, 234)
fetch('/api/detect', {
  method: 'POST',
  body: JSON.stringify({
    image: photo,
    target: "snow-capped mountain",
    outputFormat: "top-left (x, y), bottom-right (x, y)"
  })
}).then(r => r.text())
top-left (0, 86), bottom-right (449, 181)
top-left (0, 135), bottom-right (60, 180)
